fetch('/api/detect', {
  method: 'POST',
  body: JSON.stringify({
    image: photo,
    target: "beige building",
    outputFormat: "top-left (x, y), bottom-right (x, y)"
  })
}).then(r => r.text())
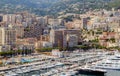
top-left (73, 20), bottom-right (82, 29)
top-left (3, 14), bottom-right (16, 24)
top-left (0, 45), bottom-right (11, 52)
top-left (35, 41), bottom-right (53, 49)
top-left (48, 18), bottom-right (61, 26)
top-left (0, 27), bottom-right (16, 46)
top-left (50, 29), bottom-right (81, 48)
top-left (16, 38), bottom-right (36, 51)
top-left (12, 24), bottom-right (24, 38)
top-left (66, 34), bottom-right (78, 47)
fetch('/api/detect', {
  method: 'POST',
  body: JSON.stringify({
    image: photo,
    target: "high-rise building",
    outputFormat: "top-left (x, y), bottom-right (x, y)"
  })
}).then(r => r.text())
top-left (36, 17), bottom-right (46, 26)
top-left (82, 18), bottom-right (88, 29)
top-left (24, 24), bottom-right (43, 39)
top-left (50, 29), bottom-right (64, 48)
top-left (12, 24), bottom-right (24, 38)
top-left (0, 15), bottom-right (3, 22)
top-left (15, 15), bottom-right (23, 24)
top-left (0, 27), bottom-right (16, 47)
top-left (66, 34), bottom-right (78, 47)
top-left (50, 29), bottom-right (81, 48)
top-left (3, 14), bottom-right (16, 24)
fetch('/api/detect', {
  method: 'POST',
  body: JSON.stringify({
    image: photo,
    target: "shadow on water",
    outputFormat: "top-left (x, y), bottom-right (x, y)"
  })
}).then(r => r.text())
top-left (17, 70), bottom-right (120, 76)
top-left (79, 70), bottom-right (120, 76)
top-left (80, 74), bottom-right (105, 76)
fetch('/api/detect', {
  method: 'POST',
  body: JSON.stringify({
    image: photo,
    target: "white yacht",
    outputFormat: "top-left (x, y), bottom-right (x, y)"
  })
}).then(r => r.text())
top-left (60, 71), bottom-right (77, 76)
top-left (94, 53), bottom-right (120, 70)
top-left (94, 60), bottom-right (120, 70)
top-left (32, 74), bottom-right (40, 76)
top-left (5, 71), bottom-right (18, 76)
top-left (0, 71), bottom-right (5, 76)
top-left (15, 69), bottom-right (23, 74)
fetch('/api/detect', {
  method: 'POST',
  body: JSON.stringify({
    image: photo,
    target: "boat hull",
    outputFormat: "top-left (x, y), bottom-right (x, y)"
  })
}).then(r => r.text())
top-left (76, 68), bottom-right (106, 75)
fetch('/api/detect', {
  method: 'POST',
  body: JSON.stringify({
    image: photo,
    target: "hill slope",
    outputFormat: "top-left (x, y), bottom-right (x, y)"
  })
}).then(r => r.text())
top-left (108, 0), bottom-right (120, 9)
top-left (0, 0), bottom-right (116, 16)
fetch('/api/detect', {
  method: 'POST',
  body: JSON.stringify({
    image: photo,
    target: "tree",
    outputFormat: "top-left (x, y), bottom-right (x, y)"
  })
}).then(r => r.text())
top-left (36, 47), bottom-right (53, 52)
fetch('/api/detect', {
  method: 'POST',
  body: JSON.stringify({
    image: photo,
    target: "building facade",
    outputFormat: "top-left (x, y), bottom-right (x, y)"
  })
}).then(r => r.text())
top-left (0, 27), bottom-right (16, 46)
top-left (50, 29), bottom-right (81, 48)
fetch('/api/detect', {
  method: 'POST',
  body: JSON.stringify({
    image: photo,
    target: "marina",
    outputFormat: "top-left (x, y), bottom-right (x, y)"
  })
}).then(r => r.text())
top-left (0, 0), bottom-right (120, 76)
top-left (0, 50), bottom-right (120, 76)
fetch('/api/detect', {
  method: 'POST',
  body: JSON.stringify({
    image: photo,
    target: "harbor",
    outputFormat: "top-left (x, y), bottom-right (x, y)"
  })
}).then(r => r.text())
top-left (0, 49), bottom-right (119, 76)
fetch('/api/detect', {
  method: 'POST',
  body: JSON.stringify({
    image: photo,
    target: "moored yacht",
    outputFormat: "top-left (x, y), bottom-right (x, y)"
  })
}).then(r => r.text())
top-left (75, 63), bottom-right (107, 75)
top-left (94, 52), bottom-right (120, 70)
top-left (15, 69), bottom-right (23, 74)
top-left (60, 71), bottom-right (78, 76)
top-left (4, 71), bottom-right (18, 76)
top-left (94, 60), bottom-right (120, 70)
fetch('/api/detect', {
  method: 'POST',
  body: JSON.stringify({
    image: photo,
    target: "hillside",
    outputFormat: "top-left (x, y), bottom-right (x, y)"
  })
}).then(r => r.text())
top-left (0, 0), bottom-right (116, 16)
top-left (108, 0), bottom-right (120, 9)
top-left (0, 0), bottom-right (59, 14)
top-left (47, 0), bottom-right (113, 15)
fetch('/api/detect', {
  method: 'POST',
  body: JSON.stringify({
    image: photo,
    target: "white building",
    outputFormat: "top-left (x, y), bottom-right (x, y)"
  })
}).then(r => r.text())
top-left (35, 41), bottom-right (53, 48)
top-left (0, 27), bottom-right (16, 46)
top-left (67, 34), bottom-right (78, 47)
top-left (18, 44), bottom-right (34, 51)
top-left (48, 19), bottom-right (60, 26)
top-left (0, 45), bottom-right (11, 52)
top-left (52, 49), bottom-right (63, 57)
top-left (3, 14), bottom-right (16, 24)
top-left (12, 24), bottom-right (24, 38)
top-left (42, 41), bottom-right (53, 48)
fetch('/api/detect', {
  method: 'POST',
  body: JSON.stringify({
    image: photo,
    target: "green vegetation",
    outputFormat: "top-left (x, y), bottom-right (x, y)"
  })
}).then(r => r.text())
top-left (0, 49), bottom-right (32, 57)
top-left (76, 43), bottom-right (106, 50)
top-left (95, 29), bottom-right (103, 34)
top-left (24, 28), bottom-right (31, 31)
top-left (36, 47), bottom-right (67, 52)
top-left (76, 45), bottom-right (91, 50)
top-left (89, 39), bottom-right (99, 43)
top-left (96, 31), bottom-right (102, 34)
top-left (108, 0), bottom-right (120, 9)
top-left (106, 46), bottom-right (120, 50)
top-left (0, 0), bottom-right (59, 15)
top-left (105, 38), bottom-right (116, 43)
top-left (63, 15), bottom-right (74, 22)
top-left (92, 44), bottom-right (106, 49)
top-left (36, 48), bottom-right (53, 52)
top-left (0, 0), bottom-right (115, 16)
